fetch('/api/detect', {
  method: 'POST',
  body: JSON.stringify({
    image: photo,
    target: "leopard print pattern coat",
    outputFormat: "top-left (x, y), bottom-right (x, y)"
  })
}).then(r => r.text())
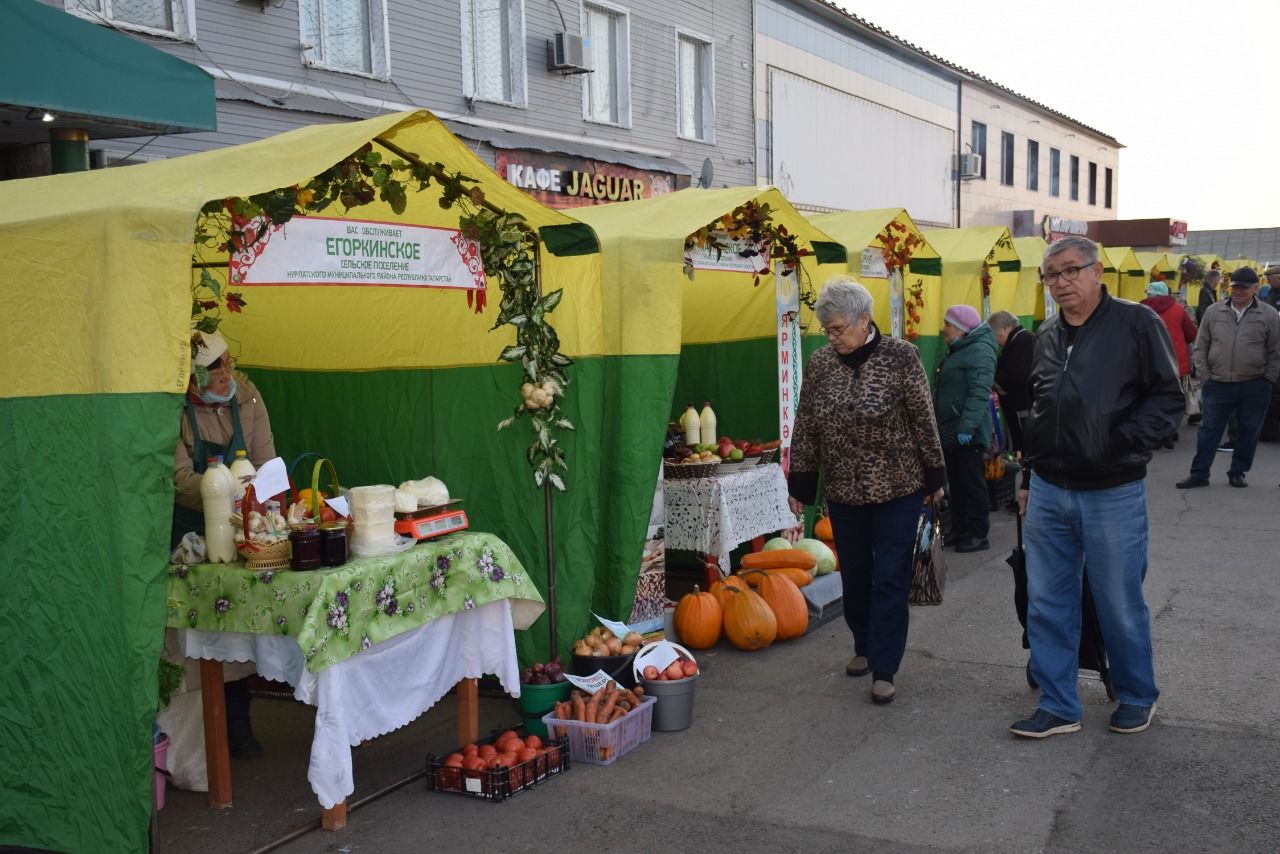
top-left (791, 337), bottom-right (945, 507)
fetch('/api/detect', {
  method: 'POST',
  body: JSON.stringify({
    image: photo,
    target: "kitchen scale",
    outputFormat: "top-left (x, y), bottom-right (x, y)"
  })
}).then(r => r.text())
top-left (394, 499), bottom-right (469, 541)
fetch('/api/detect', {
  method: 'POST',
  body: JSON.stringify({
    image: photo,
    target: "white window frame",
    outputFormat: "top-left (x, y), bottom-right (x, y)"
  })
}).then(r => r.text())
top-left (460, 0), bottom-right (528, 107)
top-left (66, 0), bottom-right (196, 42)
top-left (580, 0), bottom-right (631, 128)
top-left (298, 0), bottom-right (391, 80)
top-left (675, 29), bottom-right (715, 144)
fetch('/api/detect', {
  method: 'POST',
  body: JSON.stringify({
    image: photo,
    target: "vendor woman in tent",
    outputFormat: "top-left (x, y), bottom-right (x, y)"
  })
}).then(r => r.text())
top-left (172, 329), bottom-right (277, 758)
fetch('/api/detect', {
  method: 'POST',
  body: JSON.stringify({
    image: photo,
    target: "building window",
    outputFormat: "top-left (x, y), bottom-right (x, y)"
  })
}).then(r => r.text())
top-left (676, 31), bottom-right (714, 142)
top-left (1069, 155), bottom-right (1080, 201)
top-left (1026, 140), bottom-right (1039, 192)
top-left (301, 0), bottom-right (389, 77)
top-left (67, 0), bottom-right (193, 39)
top-left (1049, 148), bottom-right (1060, 197)
top-left (461, 0), bottom-right (526, 104)
top-left (583, 2), bottom-right (631, 126)
top-left (1087, 162), bottom-right (1098, 205)
top-left (1000, 131), bottom-right (1014, 186)
top-left (1104, 167), bottom-right (1113, 209)
top-left (971, 121), bottom-right (987, 180)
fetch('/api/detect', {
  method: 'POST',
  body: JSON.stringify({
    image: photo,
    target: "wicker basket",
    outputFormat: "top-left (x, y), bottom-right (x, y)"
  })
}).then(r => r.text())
top-left (237, 538), bottom-right (291, 570)
top-left (753, 448), bottom-right (779, 465)
top-left (663, 459), bottom-right (720, 479)
top-left (714, 459), bottom-right (752, 476)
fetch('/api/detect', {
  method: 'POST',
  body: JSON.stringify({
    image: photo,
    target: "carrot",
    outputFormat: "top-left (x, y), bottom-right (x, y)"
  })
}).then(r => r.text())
top-left (607, 706), bottom-right (626, 723)
top-left (632, 684), bottom-right (644, 697)
top-left (621, 687), bottom-right (643, 708)
top-left (584, 686), bottom-right (605, 723)
top-left (740, 549), bottom-right (817, 572)
top-left (597, 688), bottom-right (619, 723)
top-left (572, 693), bottom-right (586, 722)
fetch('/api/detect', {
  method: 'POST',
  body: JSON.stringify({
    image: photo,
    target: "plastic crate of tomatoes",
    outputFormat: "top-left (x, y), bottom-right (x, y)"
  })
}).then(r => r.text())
top-left (425, 729), bottom-right (569, 802)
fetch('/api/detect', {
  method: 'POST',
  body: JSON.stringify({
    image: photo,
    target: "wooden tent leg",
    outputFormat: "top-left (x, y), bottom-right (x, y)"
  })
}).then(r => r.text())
top-left (456, 678), bottom-right (478, 745)
top-left (322, 801), bottom-right (347, 831)
top-left (199, 659), bottom-right (232, 809)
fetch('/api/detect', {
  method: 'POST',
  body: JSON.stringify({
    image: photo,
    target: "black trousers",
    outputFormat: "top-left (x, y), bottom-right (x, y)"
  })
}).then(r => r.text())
top-left (944, 444), bottom-right (989, 540)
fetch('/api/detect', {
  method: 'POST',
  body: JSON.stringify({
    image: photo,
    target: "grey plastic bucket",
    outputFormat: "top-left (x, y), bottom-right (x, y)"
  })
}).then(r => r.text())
top-left (641, 674), bottom-right (698, 731)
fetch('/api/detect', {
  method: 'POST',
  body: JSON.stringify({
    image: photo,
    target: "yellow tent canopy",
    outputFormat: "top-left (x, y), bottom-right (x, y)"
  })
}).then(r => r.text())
top-left (1099, 245), bottom-right (1147, 302)
top-left (1011, 236), bottom-right (1049, 325)
top-left (921, 226), bottom-right (1020, 321)
top-left (806, 207), bottom-right (942, 339)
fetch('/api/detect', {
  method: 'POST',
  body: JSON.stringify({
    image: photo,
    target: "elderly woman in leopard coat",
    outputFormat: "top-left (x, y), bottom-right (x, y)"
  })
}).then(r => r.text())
top-left (788, 278), bottom-right (946, 705)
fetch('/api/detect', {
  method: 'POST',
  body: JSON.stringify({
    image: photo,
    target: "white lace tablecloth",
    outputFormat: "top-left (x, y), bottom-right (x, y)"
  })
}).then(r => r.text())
top-left (174, 598), bottom-right (521, 809)
top-left (662, 463), bottom-right (799, 573)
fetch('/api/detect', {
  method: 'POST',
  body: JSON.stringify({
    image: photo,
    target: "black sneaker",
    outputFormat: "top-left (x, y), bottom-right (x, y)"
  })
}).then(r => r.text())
top-left (1217, 440), bottom-right (1235, 452)
top-left (1229, 473), bottom-right (1247, 488)
top-left (1175, 477), bottom-right (1209, 489)
top-left (1009, 708), bottom-right (1081, 738)
top-left (1109, 703), bottom-right (1156, 734)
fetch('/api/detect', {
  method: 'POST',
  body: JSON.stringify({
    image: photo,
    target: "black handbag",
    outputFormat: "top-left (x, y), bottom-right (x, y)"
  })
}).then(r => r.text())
top-left (909, 509), bottom-right (946, 606)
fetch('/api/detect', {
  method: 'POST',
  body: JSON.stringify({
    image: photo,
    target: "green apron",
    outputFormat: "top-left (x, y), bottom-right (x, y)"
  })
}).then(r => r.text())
top-left (170, 396), bottom-right (247, 548)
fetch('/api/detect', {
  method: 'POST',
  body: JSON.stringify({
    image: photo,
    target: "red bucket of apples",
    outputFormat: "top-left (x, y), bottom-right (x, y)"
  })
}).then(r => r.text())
top-left (633, 642), bottom-right (699, 732)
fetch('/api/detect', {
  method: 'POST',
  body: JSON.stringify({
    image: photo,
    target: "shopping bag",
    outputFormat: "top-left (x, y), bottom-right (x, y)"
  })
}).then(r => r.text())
top-left (909, 508), bottom-right (946, 606)
top-left (1185, 375), bottom-right (1201, 418)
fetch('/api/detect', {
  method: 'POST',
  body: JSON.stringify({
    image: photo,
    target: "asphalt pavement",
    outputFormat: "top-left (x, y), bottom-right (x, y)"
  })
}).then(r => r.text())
top-left (156, 426), bottom-right (1280, 854)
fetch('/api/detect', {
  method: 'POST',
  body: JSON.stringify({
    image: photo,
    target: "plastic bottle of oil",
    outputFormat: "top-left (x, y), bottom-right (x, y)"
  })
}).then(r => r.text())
top-left (679, 404), bottom-right (701, 447)
top-left (201, 457), bottom-right (237, 563)
top-left (699, 401), bottom-right (717, 445)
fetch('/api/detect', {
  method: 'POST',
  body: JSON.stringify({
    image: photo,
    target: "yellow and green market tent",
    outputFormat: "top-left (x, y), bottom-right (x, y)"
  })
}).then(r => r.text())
top-left (1134, 250), bottom-right (1179, 294)
top-left (1099, 245), bottom-right (1147, 302)
top-left (575, 186), bottom-right (846, 449)
top-left (0, 109), bottom-right (626, 853)
top-left (806, 207), bottom-right (944, 370)
top-left (920, 226), bottom-right (1019, 358)
top-left (1011, 236), bottom-right (1050, 326)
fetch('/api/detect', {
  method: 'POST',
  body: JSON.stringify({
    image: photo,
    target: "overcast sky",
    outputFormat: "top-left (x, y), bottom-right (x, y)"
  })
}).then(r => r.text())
top-left (842, 0), bottom-right (1279, 231)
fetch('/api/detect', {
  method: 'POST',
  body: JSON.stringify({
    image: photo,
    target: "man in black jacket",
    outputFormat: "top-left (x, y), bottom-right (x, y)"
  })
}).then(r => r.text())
top-left (989, 310), bottom-right (1033, 456)
top-left (1009, 236), bottom-right (1183, 740)
top-left (1196, 269), bottom-right (1222, 326)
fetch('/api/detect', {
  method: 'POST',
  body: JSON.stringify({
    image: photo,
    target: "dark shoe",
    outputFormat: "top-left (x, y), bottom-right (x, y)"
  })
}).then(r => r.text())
top-left (871, 680), bottom-right (896, 704)
top-left (954, 537), bottom-right (990, 553)
top-left (228, 718), bottom-right (263, 759)
top-left (1009, 708), bottom-right (1081, 738)
top-left (1109, 703), bottom-right (1156, 734)
top-left (1229, 473), bottom-right (1247, 488)
top-left (1217, 440), bottom-right (1235, 452)
top-left (1161, 438), bottom-right (1175, 450)
top-left (845, 655), bottom-right (869, 677)
top-left (1187, 414), bottom-right (1202, 425)
top-left (1175, 477), bottom-right (1209, 489)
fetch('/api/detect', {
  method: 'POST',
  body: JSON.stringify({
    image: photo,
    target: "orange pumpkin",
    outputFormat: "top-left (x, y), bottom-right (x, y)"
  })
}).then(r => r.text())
top-left (673, 585), bottom-right (722, 649)
top-left (739, 567), bottom-right (813, 589)
top-left (711, 575), bottom-right (749, 609)
top-left (755, 572), bottom-right (808, 640)
top-left (722, 587), bottom-right (777, 651)
top-left (813, 515), bottom-right (833, 541)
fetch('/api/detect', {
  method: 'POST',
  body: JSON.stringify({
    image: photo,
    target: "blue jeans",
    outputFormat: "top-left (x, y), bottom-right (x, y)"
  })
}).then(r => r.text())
top-left (1025, 475), bottom-right (1158, 721)
top-left (828, 491), bottom-right (923, 676)
top-left (1190, 377), bottom-right (1273, 479)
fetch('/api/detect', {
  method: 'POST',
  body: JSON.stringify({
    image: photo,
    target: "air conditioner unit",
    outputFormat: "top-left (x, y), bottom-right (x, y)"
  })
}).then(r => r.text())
top-left (547, 32), bottom-right (591, 74)
top-left (958, 152), bottom-right (982, 179)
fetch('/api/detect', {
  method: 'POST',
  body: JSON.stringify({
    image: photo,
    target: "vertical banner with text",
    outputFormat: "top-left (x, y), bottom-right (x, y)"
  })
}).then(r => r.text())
top-left (889, 268), bottom-right (904, 338)
top-left (775, 269), bottom-right (802, 476)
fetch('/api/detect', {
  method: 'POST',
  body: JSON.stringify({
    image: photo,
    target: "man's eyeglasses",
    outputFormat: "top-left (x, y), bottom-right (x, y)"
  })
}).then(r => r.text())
top-left (821, 323), bottom-right (850, 339)
top-left (1041, 263), bottom-right (1095, 286)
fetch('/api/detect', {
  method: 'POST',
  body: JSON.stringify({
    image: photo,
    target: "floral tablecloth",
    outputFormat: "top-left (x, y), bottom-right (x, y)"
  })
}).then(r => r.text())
top-left (167, 531), bottom-right (545, 672)
top-left (662, 463), bottom-right (799, 573)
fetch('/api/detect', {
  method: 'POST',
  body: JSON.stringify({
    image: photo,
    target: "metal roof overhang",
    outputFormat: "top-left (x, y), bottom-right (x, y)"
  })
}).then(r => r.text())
top-left (0, 0), bottom-right (216, 145)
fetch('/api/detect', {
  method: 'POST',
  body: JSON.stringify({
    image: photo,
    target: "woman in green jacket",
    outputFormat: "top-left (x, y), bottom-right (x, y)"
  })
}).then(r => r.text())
top-left (935, 305), bottom-right (997, 553)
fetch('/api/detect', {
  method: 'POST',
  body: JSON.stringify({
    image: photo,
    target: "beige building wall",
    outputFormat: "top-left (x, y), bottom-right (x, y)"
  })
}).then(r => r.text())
top-left (960, 84), bottom-right (1121, 228)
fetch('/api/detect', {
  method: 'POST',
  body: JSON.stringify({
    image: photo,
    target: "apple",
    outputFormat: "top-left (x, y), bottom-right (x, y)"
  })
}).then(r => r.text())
top-left (643, 665), bottom-right (660, 679)
top-left (717, 440), bottom-right (735, 458)
top-left (729, 448), bottom-right (744, 462)
top-left (719, 436), bottom-right (733, 445)
top-left (735, 439), bottom-right (750, 451)
top-left (680, 659), bottom-right (698, 677)
top-left (664, 661), bottom-right (685, 680)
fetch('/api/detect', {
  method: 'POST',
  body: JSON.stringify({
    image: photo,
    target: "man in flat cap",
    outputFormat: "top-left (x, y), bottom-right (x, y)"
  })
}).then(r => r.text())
top-left (1263, 264), bottom-right (1280, 309)
top-left (1178, 267), bottom-right (1280, 489)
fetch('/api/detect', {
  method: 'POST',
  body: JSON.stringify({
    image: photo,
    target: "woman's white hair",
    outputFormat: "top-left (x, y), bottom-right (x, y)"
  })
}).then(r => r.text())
top-left (815, 276), bottom-right (874, 327)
